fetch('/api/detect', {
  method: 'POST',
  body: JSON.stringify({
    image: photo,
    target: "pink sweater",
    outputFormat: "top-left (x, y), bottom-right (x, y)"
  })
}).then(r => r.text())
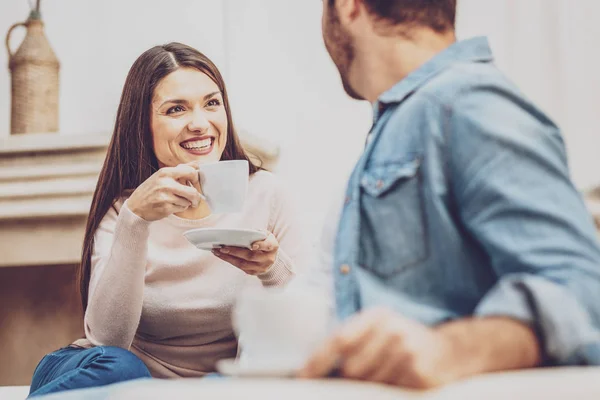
top-left (72, 171), bottom-right (304, 377)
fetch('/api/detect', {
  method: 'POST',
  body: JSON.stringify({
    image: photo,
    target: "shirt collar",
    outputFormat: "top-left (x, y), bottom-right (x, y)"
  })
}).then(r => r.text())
top-left (373, 36), bottom-right (494, 115)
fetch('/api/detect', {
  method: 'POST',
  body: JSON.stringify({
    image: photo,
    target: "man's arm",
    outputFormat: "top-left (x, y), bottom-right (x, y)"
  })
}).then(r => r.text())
top-left (449, 82), bottom-right (600, 365)
top-left (436, 317), bottom-right (540, 378)
top-left (298, 308), bottom-right (539, 388)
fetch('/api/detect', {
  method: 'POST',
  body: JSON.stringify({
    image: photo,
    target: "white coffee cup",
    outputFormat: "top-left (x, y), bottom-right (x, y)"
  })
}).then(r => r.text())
top-left (233, 286), bottom-right (333, 370)
top-left (197, 160), bottom-right (249, 214)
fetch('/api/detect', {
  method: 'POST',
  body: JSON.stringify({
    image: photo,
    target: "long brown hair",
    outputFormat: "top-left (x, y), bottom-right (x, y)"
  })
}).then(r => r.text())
top-left (78, 42), bottom-right (259, 311)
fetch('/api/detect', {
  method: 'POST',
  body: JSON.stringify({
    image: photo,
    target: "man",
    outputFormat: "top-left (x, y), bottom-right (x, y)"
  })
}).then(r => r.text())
top-left (299, 0), bottom-right (600, 389)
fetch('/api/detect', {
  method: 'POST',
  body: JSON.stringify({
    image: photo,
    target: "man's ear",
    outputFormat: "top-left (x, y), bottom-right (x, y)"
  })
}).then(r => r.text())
top-left (334, 0), bottom-right (363, 25)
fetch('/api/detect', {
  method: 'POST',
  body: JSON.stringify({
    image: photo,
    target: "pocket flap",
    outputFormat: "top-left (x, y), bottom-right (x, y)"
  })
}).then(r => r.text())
top-left (360, 157), bottom-right (421, 197)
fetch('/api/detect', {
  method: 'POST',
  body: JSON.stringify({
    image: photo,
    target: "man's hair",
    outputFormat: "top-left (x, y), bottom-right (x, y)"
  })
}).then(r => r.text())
top-left (328, 0), bottom-right (456, 34)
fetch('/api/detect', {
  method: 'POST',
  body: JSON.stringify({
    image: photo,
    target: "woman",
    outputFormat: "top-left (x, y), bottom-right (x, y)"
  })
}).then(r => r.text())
top-left (28, 42), bottom-right (304, 397)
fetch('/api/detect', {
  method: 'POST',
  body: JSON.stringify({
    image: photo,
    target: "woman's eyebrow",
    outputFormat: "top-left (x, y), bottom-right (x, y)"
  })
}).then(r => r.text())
top-left (203, 91), bottom-right (221, 100)
top-left (158, 91), bottom-right (221, 108)
top-left (159, 99), bottom-right (187, 107)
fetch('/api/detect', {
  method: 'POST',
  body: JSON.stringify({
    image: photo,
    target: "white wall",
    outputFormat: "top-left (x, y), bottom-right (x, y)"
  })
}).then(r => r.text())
top-left (457, 0), bottom-right (600, 190)
top-left (221, 0), bottom-right (370, 235)
top-left (2, 0), bottom-right (599, 236)
top-left (1, 0), bottom-right (228, 136)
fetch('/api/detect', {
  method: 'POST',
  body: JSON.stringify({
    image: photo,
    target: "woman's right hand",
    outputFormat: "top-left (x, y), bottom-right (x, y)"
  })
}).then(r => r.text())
top-left (127, 163), bottom-right (203, 221)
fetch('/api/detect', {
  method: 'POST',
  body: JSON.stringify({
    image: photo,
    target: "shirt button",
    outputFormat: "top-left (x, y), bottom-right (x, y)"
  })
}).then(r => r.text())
top-left (344, 196), bottom-right (351, 205)
top-left (376, 180), bottom-right (384, 189)
top-left (340, 264), bottom-right (351, 275)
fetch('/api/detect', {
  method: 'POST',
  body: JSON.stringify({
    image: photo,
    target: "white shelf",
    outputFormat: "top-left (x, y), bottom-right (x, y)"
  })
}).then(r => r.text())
top-left (0, 133), bottom-right (109, 267)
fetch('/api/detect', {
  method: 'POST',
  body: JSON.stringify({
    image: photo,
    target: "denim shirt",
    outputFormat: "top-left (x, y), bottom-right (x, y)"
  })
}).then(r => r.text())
top-left (333, 37), bottom-right (600, 365)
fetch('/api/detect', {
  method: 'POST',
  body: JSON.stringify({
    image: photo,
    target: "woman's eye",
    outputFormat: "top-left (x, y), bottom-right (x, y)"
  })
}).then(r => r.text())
top-left (207, 99), bottom-right (222, 107)
top-left (166, 105), bottom-right (185, 114)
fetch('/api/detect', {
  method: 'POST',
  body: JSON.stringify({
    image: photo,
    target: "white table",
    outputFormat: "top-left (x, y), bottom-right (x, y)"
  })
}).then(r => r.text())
top-left (25, 367), bottom-right (600, 400)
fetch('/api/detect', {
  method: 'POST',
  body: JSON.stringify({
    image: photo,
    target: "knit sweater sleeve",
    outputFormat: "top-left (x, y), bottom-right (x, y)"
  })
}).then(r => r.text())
top-left (84, 200), bottom-right (152, 349)
top-left (256, 176), bottom-right (307, 287)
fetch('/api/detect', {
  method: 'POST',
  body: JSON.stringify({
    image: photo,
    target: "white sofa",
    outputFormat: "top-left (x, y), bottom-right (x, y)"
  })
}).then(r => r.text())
top-left (0, 386), bottom-right (29, 400)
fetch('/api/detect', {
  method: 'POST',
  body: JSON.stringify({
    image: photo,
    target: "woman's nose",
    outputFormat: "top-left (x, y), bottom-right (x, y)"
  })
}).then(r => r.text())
top-left (188, 108), bottom-right (210, 132)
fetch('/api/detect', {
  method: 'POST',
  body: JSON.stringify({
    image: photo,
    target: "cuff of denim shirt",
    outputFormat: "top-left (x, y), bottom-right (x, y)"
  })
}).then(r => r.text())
top-left (257, 249), bottom-right (295, 287)
top-left (474, 273), bottom-right (600, 365)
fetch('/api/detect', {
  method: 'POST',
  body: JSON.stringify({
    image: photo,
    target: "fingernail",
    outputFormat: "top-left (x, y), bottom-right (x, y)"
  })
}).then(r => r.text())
top-left (252, 245), bottom-right (259, 251)
top-left (221, 248), bottom-right (229, 254)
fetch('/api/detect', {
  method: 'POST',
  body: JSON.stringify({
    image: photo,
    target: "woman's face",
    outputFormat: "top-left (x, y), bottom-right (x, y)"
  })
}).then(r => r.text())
top-left (151, 67), bottom-right (228, 168)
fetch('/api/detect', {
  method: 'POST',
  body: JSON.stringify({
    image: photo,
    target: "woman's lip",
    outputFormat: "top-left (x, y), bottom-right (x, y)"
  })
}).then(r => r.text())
top-left (180, 136), bottom-right (215, 145)
top-left (181, 138), bottom-right (215, 156)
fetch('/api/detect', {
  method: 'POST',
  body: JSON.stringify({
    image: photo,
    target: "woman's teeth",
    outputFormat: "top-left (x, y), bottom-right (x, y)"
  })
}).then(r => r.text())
top-left (181, 138), bottom-right (212, 150)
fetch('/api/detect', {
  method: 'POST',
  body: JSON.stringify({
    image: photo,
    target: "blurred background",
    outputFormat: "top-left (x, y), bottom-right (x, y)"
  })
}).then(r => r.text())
top-left (1, 0), bottom-right (599, 386)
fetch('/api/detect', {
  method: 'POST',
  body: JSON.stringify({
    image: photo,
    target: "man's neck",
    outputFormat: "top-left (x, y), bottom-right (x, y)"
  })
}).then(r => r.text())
top-left (354, 29), bottom-right (456, 103)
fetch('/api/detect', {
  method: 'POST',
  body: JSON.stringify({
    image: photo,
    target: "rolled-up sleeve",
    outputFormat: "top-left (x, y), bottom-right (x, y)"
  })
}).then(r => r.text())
top-left (449, 84), bottom-right (600, 365)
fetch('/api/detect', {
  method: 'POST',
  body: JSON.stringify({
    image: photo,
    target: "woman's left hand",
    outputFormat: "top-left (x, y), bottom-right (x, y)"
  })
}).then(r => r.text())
top-left (212, 232), bottom-right (279, 275)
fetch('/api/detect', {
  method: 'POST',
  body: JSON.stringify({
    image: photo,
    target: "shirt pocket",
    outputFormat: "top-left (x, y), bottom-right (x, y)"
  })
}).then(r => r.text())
top-left (358, 156), bottom-right (428, 278)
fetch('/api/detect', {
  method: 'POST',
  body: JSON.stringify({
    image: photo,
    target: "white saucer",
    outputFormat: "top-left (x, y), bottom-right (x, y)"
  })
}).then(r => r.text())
top-left (183, 228), bottom-right (267, 250)
top-left (216, 358), bottom-right (297, 378)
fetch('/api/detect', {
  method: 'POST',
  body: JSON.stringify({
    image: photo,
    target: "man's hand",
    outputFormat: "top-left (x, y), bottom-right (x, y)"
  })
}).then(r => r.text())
top-left (298, 308), bottom-right (541, 389)
top-left (298, 308), bottom-right (458, 389)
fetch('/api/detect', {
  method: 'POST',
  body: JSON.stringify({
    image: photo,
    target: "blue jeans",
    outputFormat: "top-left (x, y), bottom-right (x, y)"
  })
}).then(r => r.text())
top-left (28, 345), bottom-right (151, 398)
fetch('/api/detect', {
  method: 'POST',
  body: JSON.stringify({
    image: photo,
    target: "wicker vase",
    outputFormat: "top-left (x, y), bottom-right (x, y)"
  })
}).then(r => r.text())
top-left (5, 14), bottom-right (60, 134)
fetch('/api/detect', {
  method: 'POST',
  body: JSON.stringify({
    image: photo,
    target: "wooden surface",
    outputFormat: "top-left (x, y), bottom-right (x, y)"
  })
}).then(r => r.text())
top-left (0, 264), bottom-right (83, 386)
